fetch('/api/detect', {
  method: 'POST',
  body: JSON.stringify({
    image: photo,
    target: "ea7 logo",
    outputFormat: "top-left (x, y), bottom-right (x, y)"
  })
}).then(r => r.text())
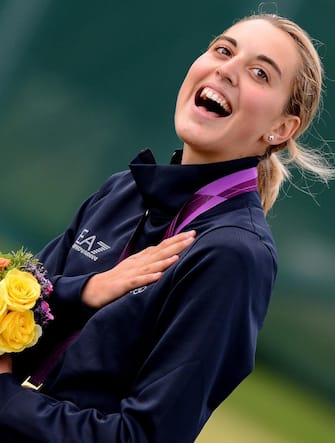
top-left (72, 228), bottom-right (111, 261)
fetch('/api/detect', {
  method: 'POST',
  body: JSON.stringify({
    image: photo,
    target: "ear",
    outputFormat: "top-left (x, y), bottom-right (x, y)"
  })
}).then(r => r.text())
top-left (265, 115), bottom-right (301, 145)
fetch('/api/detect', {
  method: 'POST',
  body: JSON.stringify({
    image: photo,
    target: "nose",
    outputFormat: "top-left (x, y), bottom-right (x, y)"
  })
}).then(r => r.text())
top-left (215, 58), bottom-right (239, 86)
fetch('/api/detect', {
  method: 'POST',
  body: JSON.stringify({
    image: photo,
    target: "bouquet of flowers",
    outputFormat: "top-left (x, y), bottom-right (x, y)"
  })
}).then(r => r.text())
top-left (0, 248), bottom-right (54, 355)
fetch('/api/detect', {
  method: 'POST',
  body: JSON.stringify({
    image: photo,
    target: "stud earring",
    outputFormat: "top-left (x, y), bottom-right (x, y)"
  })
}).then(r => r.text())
top-left (267, 135), bottom-right (275, 142)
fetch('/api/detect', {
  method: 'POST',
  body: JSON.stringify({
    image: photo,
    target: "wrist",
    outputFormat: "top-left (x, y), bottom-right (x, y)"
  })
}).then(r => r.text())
top-left (81, 274), bottom-right (102, 308)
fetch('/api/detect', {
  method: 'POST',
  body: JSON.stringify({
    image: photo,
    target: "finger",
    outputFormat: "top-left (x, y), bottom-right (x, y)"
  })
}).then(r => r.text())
top-left (122, 272), bottom-right (164, 294)
top-left (136, 231), bottom-right (196, 257)
top-left (135, 254), bottom-right (180, 275)
top-left (118, 231), bottom-right (196, 271)
top-left (141, 255), bottom-right (181, 274)
top-left (145, 234), bottom-right (196, 261)
top-left (158, 230), bottom-right (196, 248)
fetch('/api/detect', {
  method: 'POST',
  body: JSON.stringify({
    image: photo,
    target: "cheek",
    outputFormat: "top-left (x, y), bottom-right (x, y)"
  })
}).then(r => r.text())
top-left (175, 72), bottom-right (196, 118)
top-left (242, 89), bottom-right (283, 123)
top-left (178, 57), bottom-right (209, 98)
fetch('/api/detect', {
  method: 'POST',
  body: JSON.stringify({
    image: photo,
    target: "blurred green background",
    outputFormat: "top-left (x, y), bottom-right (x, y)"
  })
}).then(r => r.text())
top-left (0, 0), bottom-right (334, 441)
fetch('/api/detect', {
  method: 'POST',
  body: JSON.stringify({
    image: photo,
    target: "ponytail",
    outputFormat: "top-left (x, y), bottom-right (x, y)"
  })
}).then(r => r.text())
top-left (258, 139), bottom-right (335, 214)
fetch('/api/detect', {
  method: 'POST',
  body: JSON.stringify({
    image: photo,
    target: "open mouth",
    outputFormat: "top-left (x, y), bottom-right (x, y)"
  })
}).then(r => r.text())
top-left (195, 86), bottom-right (232, 117)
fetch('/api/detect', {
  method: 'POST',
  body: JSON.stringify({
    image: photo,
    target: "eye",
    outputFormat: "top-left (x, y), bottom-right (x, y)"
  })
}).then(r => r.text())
top-left (216, 46), bottom-right (232, 57)
top-left (252, 67), bottom-right (269, 82)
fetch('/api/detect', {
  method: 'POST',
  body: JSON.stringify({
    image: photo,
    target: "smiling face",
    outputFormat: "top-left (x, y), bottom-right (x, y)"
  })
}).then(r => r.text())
top-left (175, 19), bottom-right (301, 164)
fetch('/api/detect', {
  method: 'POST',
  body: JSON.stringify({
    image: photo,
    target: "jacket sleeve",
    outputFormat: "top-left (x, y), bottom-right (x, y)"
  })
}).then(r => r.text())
top-left (0, 227), bottom-right (277, 443)
top-left (36, 179), bottom-right (114, 313)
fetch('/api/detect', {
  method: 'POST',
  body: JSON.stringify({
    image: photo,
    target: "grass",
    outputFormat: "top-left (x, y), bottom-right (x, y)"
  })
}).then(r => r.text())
top-left (196, 365), bottom-right (335, 442)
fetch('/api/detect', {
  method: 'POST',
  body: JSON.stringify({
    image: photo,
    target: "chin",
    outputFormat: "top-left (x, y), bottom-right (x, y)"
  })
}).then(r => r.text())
top-left (175, 120), bottom-right (204, 146)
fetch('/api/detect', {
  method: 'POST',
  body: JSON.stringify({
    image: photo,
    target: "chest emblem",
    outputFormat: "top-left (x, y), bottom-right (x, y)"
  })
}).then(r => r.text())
top-left (72, 228), bottom-right (111, 261)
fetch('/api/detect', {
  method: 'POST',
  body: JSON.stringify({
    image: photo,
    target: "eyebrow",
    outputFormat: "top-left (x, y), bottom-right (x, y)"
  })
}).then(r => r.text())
top-left (257, 54), bottom-right (282, 78)
top-left (213, 35), bottom-right (282, 78)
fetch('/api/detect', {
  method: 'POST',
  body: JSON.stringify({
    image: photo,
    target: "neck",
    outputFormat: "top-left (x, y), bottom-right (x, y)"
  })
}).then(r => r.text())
top-left (181, 144), bottom-right (249, 165)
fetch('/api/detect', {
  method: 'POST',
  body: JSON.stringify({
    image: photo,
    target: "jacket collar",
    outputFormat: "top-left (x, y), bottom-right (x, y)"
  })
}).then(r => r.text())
top-left (129, 149), bottom-right (260, 216)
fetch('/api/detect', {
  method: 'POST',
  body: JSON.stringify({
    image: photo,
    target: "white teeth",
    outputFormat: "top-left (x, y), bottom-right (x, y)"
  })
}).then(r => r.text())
top-left (200, 87), bottom-right (232, 113)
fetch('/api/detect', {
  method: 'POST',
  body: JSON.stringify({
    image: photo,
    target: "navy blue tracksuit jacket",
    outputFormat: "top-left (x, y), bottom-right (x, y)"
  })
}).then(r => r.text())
top-left (0, 149), bottom-right (277, 442)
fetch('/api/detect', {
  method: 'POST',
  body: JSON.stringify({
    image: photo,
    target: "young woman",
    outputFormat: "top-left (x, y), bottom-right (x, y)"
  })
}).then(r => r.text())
top-left (0, 13), bottom-right (333, 443)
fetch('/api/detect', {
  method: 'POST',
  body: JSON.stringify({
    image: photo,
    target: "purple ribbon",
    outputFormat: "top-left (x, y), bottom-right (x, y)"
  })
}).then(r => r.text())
top-left (164, 167), bottom-right (258, 238)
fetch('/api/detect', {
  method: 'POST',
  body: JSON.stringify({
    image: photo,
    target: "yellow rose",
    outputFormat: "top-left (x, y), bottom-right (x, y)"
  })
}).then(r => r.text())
top-left (0, 268), bottom-right (41, 312)
top-left (0, 291), bottom-right (7, 326)
top-left (0, 310), bottom-right (42, 354)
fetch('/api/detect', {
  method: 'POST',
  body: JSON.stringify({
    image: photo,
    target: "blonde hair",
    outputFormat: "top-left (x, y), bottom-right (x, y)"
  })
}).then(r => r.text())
top-left (238, 14), bottom-right (335, 213)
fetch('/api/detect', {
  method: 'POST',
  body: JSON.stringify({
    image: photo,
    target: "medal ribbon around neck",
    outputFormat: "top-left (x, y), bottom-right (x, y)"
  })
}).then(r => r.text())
top-left (164, 167), bottom-right (258, 238)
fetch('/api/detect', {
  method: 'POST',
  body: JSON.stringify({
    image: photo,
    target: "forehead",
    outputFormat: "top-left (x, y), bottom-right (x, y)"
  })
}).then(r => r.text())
top-left (219, 19), bottom-right (300, 76)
